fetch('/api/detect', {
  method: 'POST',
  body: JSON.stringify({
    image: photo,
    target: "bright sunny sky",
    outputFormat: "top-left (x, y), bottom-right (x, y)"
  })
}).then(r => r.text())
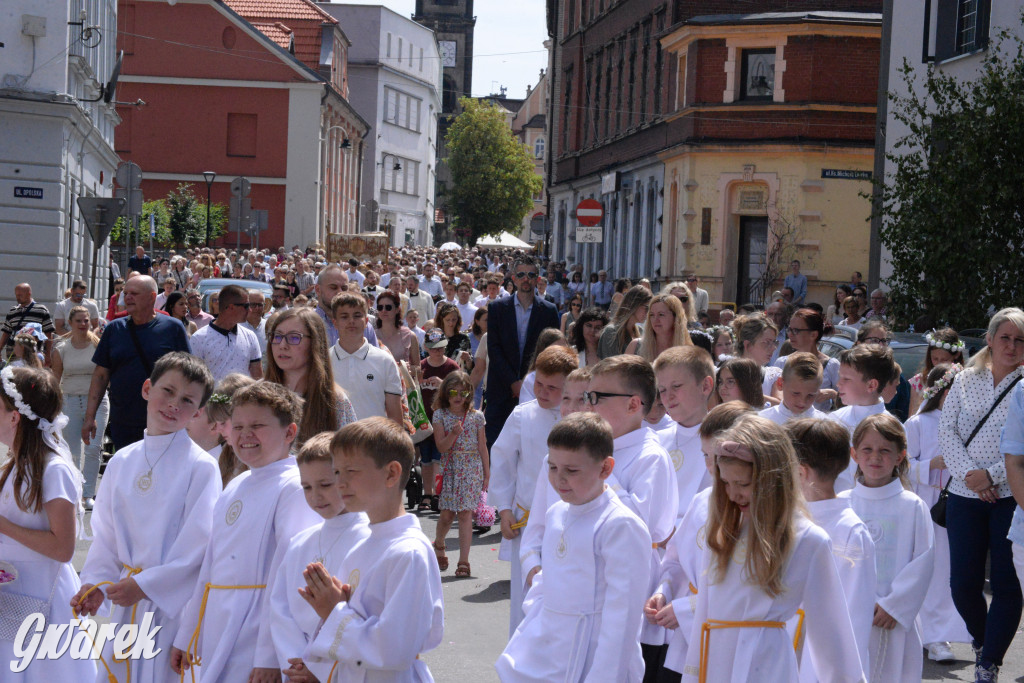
top-left (332, 0), bottom-right (549, 99)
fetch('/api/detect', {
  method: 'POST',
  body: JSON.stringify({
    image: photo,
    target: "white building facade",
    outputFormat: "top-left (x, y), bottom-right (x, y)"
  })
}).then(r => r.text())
top-left (0, 0), bottom-right (120, 309)
top-left (317, 3), bottom-right (441, 247)
top-left (876, 0), bottom-right (1024, 284)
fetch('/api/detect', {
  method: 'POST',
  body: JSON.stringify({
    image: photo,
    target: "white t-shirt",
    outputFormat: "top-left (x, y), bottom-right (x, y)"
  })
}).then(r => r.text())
top-left (329, 340), bottom-right (403, 420)
top-left (189, 323), bottom-right (262, 383)
top-left (54, 297), bottom-right (100, 326)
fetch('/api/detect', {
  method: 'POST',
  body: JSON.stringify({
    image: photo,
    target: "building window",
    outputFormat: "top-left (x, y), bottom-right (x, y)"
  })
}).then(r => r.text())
top-left (386, 32), bottom-right (392, 59)
top-left (226, 113), bottom-right (257, 157)
top-left (935, 0), bottom-right (990, 60)
top-left (381, 156), bottom-right (419, 196)
top-left (534, 137), bottom-right (545, 159)
top-left (740, 49), bottom-right (775, 100)
top-left (383, 87), bottom-right (422, 133)
top-left (419, 47), bottom-right (424, 71)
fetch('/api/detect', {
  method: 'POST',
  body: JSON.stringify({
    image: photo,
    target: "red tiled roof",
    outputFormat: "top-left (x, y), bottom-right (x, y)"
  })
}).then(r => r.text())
top-left (250, 21), bottom-right (292, 49)
top-left (225, 0), bottom-right (337, 25)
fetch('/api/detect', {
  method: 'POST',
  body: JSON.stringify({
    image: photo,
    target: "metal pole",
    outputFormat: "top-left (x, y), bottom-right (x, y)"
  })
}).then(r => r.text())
top-left (205, 185), bottom-right (212, 247)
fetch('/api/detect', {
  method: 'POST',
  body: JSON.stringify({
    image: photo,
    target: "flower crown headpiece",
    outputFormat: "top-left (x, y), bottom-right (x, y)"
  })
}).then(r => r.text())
top-left (920, 363), bottom-right (963, 402)
top-left (690, 329), bottom-right (714, 344)
top-left (208, 393), bottom-right (232, 406)
top-left (1, 366), bottom-right (38, 421)
top-left (925, 330), bottom-right (965, 353)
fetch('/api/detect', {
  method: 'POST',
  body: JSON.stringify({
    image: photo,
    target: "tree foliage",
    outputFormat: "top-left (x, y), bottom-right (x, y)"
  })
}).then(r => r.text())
top-left (879, 29), bottom-right (1024, 328)
top-left (445, 97), bottom-right (543, 244)
top-left (110, 183), bottom-right (227, 248)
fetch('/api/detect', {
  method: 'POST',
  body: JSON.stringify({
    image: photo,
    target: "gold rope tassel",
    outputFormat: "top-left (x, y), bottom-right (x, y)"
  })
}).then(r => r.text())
top-left (70, 563), bottom-right (144, 683)
top-left (509, 503), bottom-right (530, 530)
top-left (181, 582), bottom-right (267, 683)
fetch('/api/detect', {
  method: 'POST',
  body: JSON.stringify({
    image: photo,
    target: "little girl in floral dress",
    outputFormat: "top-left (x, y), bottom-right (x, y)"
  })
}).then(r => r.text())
top-left (431, 371), bottom-right (488, 578)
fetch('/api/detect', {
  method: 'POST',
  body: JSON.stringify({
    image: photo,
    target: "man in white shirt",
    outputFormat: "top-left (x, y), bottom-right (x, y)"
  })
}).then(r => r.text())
top-left (346, 259), bottom-right (365, 288)
top-left (419, 261), bottom-right (444, 300)
top-left (189, 284), bottom-right (263, 383)
top-left (54, 279), bottom-right (100, 334)
top-left (685, 275), bottom-right (710, 315)
top-left (241, 290), bottom-right (268, 359)
top-left (328, 292), bottom-right (403, 425)
top-left (154, 279), bottom-right (176, 312)
top-left (455, 282), bottom-right (478, 331)
top-left (405, 274), bottom-right (436, 323)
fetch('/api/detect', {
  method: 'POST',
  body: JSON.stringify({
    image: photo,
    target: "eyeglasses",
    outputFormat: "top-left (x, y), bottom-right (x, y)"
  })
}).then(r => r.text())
top-left (676, 295), bottom-right (690, 303)
top-left (448, 390), bottom-right (472, 398)
top-left (271, 332), bottom-right (312, 346)
top-left (788, 327), bottom-right (812, 335)
top-left (251, 302), bottom-right (265, 308)
top-left (582, 390), bottom-right (636, 406)
top-left (232, 302), bottom-right (252, 310)
top-left (686, 277), bottom-right (697, 283)
top-left (571, 303), bottom-right (581, 308)
top-left (862, 337), bottom-right (889, 346)
top-left (757, 338), bottom-right (780, 349)
top-left (377, 303), bottom-right (395, 312)
top-left (515, 271), bottom-right (538, 280)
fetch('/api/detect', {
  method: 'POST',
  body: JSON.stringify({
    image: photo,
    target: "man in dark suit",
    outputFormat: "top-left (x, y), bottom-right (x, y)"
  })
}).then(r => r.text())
top-left (485, 255), bottom-right (559, 446)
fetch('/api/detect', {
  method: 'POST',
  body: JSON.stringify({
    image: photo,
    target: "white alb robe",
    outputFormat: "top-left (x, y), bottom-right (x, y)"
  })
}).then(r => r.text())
top-left (0, 454), bottom-right (96, 681)
top-left (839, 478), bottom-right (934, 682)
top-left (80, 430), bottom-right (220, 683)
top-left (261, 512), bottom-right (370, 679)
top-left (758, 403), bottom-right (827, 426)
top-left (904, 410), bottom-right (971, 646)
top-left (520, 425), bottom-right (678, 646)
top-left (681, 517), bottom-right (865, 682)
top-left (800, 497), bottom-right (877, 683)
top-left (304, 513), bottom-right (444, 682)
top-left (656, 486), bottom-right (712, 675)
top-left (488, 399), bottom-right (560, 635)
top-left (172, 456), bottom-right (319, 682)
top-left (496, 487), bottom-right (651, 682)
top-left (827, 400), bottom-right (890, 491)
top-left (658, 422), bottom-right (711, 520)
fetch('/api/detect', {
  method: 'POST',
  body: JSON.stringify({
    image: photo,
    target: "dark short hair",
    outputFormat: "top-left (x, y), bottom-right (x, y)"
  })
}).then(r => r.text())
top-left (72, 279), bottom-right (88, 290)
top-left (590, 355), bottom-right (656, 416)
top-left (331, 417), bottom-right (415, 487)
top-left (786, 418), bottom-right (850, 481)
top-left (839, 344), bottom-right (895, 388)
top-left (219, 284), bottom-right (249, 307)
top-left (548, 412), bottom-right (613, 461)
top-left (150, 352), bottom-right (215, 408)
top-left (512, 254), bottom-right (538, 272)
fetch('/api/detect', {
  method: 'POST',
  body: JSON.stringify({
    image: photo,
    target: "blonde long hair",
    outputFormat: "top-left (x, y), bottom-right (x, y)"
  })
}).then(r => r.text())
top-left (636, 293), bottom-right (691, 362)
top-left (706, 414), bottom-right (803, 597)
top-left (64, 305), bottom-right (101, 345)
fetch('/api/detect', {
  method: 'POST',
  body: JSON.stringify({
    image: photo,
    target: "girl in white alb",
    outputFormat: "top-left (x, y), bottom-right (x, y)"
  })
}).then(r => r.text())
top-left (840, 413), bottom-right (934, 682)
top-left (0, 366), bottom-right (96, 680)
top-left (680, 415), bottom-right (864, 682)
top-left (903, 364), bottom-right (970, 661)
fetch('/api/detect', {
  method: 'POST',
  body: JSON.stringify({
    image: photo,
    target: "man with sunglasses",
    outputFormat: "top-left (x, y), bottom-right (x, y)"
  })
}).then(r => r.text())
top-left (485, 255), bottom-right (559, 446)
top-left (189, 284), bottom-right (263, 383)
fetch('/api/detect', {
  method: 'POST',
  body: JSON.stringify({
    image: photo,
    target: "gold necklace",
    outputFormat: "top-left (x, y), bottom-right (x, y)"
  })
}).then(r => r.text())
top-left (135, 432), bottom-right (177, 494)
top-left (314, 522), bottom-right (346, 565)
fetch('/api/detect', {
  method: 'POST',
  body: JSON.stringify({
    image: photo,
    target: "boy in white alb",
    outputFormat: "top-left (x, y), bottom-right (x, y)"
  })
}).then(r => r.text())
top-left (647, 402), bottom-right (753, 681)
top-left (171, 381), bottom-right (320, 682)
top-left (300, 418), bottom-right (444, 681)
top-left (520, 356), bottom-right (678, 675)
top-left (653, 347), bottom-right (715, 520)
top-left (497, 413), bottom-right (651, 681)
top-left (73, 352), bottom-right (221, 683)
top-left (491, 346), bottom-right (577, 635)
top-left (828, 345), bottom-right (896, 491)
top-left (261, 433), bottom-right (370, 682)
top-left (786, 418), bottom-right (876, 682)
top-left (760, 352), bottom-right (828, 425)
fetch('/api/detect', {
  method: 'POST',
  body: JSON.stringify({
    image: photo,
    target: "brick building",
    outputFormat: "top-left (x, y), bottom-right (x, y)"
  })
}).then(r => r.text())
top-left (545, 0), bottom-right (882, 303)
top-left (115, 0), bottom-right (368, 251)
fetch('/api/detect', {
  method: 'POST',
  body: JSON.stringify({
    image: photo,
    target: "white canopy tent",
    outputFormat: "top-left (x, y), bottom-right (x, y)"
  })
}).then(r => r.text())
top-left (475, 231), bottom-right (535, 249)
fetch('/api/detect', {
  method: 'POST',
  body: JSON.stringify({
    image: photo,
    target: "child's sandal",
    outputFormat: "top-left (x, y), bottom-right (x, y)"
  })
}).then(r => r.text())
top-left (455, 561), bottom-right (471, 578)
top-left (433, 541), bottom-right (448, 571)
top-left (418, 495), bottom-right (433, 511)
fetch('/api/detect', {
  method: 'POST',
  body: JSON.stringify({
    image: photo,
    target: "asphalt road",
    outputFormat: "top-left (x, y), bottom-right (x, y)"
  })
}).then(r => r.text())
top-left (70, 506), bottom-right (1024, 682)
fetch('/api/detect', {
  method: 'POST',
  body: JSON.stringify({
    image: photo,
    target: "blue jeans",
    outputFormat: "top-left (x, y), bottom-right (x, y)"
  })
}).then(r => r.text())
top-left (63, 393), bottom-right (108, 499)
top-left (947, 493), bottom-right (1023, 666)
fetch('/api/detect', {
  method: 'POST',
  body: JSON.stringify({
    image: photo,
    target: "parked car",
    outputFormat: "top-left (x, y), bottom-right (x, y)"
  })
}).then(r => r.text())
top-left (196, 278), bottom-right (273, 313)
top-left (818, 327), bottom-right (984, 375)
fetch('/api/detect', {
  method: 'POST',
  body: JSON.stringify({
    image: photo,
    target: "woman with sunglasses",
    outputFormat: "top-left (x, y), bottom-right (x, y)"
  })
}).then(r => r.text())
top-left (560, 294), bottom-right (584, 336)
top-left (566, 271), bottom-right (587, 301)
top-left (771, 308), bottom-right (838, 411)
top-left (264, 307), bottom-right (355, 446)
top-left (661, 281), bottom-right (699, 329)
top-left (162, 291), bottom-right (198, 336)
top-left (375, 291), bottom-right (421, 382)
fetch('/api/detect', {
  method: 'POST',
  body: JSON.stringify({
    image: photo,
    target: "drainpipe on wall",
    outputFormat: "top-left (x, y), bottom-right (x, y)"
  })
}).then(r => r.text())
top-left (869, 0), bottom-right (894, 291)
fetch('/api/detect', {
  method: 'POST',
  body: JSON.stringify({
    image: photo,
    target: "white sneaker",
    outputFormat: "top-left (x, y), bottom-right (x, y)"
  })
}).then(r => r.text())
top-left (927, 641), bottom-right (956, 662)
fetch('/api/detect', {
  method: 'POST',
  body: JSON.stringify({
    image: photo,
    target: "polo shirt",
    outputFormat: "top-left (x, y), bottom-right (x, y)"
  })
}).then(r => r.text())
top-left (190, 322), bottom-right (262, 384)
top-left (92, 315), bottom-right (191, 428)
top-left (329, 339), bottom-right (402, 421)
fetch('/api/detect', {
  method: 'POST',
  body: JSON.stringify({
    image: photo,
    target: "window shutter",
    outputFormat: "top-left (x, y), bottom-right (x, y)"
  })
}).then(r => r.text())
top-left (934, 0), bottom-right (959, 62)
top-left (975, 0), bottom-right (991, 51)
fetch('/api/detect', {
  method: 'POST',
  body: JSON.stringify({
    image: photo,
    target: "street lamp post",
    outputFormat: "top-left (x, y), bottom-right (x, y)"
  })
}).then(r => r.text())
top-left (203, 171), bottom-right (216, 247)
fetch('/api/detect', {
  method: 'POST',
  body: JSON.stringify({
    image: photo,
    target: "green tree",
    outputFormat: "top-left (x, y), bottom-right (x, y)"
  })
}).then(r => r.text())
top-left (445, 97), bottom-right (543, 243)
top-left (110, 186), bottom-right (227, 248)
top-left (879, 29), bottom-right (1024, 328)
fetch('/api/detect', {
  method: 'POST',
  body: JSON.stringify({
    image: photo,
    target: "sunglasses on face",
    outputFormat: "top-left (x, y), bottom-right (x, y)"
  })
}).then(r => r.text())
top-left (515, 271), bottom-right (538, 280)
top-left (448, 390), bottom-right (472, 398)
top-left (377, 303), bottom-right (395, 312)
top-left (862, 337), bottom-right (889, 346)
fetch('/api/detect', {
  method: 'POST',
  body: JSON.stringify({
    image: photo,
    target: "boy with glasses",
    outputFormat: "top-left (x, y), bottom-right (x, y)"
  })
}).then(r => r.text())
top-left (189, 284), bottom-right (263, 382)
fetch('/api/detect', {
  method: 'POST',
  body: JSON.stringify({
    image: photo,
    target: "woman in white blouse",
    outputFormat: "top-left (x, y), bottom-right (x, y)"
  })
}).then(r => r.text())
top-left (938, 307), bottom-right (1024, 680)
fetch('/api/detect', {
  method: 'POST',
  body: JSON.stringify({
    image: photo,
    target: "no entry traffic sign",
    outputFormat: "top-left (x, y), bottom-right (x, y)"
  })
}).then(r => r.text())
top-left (576, 198), bottom-right (603, 227)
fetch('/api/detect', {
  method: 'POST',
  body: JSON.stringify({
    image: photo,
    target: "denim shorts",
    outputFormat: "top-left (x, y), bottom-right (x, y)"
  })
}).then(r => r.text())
top-left (419, 438), bottom-right (442, 464)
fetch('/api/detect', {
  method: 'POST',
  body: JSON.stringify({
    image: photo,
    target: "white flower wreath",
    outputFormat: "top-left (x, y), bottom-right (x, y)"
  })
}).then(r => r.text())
top-left (0, 365), bottom-right (37, 421)
top-left (925, 330), bottom-right (965, 353)
top-left (920, 363), bottom-right (964, 402)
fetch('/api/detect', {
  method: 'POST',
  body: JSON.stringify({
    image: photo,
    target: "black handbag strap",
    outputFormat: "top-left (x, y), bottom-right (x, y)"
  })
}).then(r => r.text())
top-left (126, 319), bottom-right (154, 377)
top-left (963, 373), bottom-right (1022, 449)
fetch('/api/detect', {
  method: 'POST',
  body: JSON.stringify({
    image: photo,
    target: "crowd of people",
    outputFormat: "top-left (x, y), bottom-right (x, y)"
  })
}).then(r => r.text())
top-left (2, 242), bottom-right (1023, 683)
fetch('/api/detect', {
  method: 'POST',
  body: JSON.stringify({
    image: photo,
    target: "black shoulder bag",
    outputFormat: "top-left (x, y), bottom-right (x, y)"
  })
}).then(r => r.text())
top-left (931, 374), bottom-right (1023, 527)
top-left (126, 319), bottom-right (155, 377)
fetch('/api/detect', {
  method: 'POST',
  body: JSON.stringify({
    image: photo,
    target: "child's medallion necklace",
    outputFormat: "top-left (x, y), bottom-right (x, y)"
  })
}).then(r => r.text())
top-left (135, 432), bottom-right (177, 494)
top-left (314, 525), bottom-right (346, 565)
